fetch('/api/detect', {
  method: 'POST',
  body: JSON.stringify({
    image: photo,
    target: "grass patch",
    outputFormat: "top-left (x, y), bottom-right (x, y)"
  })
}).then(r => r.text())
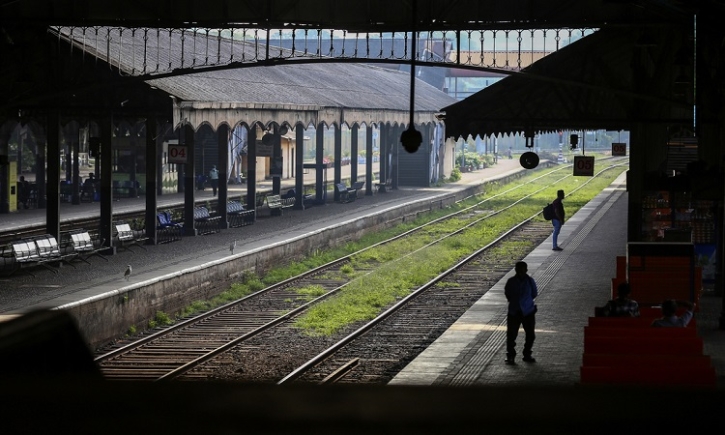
top-left (294, 163), bottom-right (628, 335)
top-left (148, 311), bottom-right (173, 329)
top-left (295, 284), bottom-right (327, 301)
top-left (172, 161), bottom-right (627, 336)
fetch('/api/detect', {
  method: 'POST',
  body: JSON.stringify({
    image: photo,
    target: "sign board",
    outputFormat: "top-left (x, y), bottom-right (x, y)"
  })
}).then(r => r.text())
top-left (612, 143), bottom-right (627, 156)
top-left (270, 156), bottom-right (283, 177)
top-left (255, 139), bottom-right (273, 157)
top-left (573, 155), bottom-right (595, 176)
top-left (168, 145), bottom-right (188, 164)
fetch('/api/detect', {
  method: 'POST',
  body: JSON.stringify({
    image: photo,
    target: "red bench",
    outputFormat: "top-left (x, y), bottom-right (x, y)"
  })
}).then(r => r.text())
top-left (580, 365), bottom-right (716, 388)
top-left (584, 336), bottom-right (704, 355)
top-left (583, 326), bottom-right (697, 338)
top-left (588, 316), bottom-right (697, 328)
top-left (582, 353), bottom-right (712, 368)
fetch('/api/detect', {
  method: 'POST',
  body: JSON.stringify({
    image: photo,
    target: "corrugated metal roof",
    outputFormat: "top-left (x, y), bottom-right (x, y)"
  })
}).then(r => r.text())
top-left (60, 27), bottom-right (456, 112)
top-left (148, 63), bottom-right (453, 111)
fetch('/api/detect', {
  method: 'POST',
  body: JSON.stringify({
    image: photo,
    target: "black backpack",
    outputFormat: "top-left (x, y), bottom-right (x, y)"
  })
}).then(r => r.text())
top-left (543, 203), bottom-right (554, 220)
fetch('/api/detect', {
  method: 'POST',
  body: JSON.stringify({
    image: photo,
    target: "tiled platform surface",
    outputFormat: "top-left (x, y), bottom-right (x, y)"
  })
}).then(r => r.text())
top-left (391, 173), bottom-right (725, 388)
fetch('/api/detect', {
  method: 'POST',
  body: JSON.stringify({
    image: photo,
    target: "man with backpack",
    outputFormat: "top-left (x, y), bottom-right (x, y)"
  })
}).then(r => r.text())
top-left (551, 189), bottom-right (565, 251)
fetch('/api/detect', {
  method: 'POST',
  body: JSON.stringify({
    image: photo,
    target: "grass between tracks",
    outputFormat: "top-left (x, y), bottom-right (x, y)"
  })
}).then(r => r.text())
top-left (174, 161), bottom-right (627, 336)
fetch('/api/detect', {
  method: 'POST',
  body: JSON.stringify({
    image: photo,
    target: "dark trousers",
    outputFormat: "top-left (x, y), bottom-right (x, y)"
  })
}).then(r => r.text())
top-left (210, 179), bottom-right (218, 195)
top-left (506, 311), bottom-right (536, 359)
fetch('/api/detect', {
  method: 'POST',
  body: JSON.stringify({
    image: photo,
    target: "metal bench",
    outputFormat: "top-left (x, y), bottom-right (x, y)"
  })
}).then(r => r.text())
top-left (266, 194), bottom-right (295, 216)
top-left (67, 229), bottom-right (107, 264)
top-left (351, 181), bottom-right (365, 199)
top-left (227, 201), bottom-right (255, 227)
top-left (8, 234), bottom-right (76, 276)
top-left (375, 178), bottom-right (392, 193)
top-left (194, 206), bottom-right (221, 234)
top-left (334, 183), bottom-right (356, 203)
top-left (156, 211), bottom-right (183, 243)
top-left (114, 222), bottom-right (148, 252)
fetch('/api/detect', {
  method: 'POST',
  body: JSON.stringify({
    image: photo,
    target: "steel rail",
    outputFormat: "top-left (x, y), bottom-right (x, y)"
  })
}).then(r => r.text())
top-left (95, 159), bottom-right (626, 380)
top-left (277, 161), bottom-right (628, 384)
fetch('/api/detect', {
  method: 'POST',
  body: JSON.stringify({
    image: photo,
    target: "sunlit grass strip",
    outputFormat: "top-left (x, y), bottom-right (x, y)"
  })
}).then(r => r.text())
top-left (176, 272), bottom-right (265, 318)
top-left (173, 162), bottom-right (626, 323)
top-left (296, 210), bottom-right (540, 336)
top-left (294, 164), bottom-right (628, 335)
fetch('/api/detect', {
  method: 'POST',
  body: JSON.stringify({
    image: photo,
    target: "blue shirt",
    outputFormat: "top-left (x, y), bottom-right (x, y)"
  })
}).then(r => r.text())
top-left (652, 310), bottom-right (694, 327)
top-left (505, 274), bottom-right (538, 316)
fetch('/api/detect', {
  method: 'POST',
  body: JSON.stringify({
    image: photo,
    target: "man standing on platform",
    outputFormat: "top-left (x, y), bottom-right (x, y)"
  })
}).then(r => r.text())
top-left (552, 189), bottom-right (565, 251)
top-left (504, 261), bottom-right (538, 365)
top-left (209, 165), bottom-right (219, 196)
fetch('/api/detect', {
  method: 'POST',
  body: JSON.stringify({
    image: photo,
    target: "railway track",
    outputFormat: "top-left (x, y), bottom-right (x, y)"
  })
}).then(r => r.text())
top-left (281, 222), bottom-right (554, 385)
top-left (93, 159), bottom-right (627, 382)
top-left (275, 163), bottom-right (629, 385)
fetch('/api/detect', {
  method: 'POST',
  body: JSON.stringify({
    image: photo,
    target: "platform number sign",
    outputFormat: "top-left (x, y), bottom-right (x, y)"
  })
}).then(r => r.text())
top-left (612, 142), bottom-right (627, 156)
top-left (573, 156), bottom-right (595, 176)
top-left (168, 145), bottom-right (188, 164)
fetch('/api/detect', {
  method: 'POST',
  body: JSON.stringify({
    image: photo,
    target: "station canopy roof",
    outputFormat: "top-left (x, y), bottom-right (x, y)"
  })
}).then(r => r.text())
top-left (440, 26), bottom-right (697, 139)
top-left (57, 27), bottom-right (456, 121)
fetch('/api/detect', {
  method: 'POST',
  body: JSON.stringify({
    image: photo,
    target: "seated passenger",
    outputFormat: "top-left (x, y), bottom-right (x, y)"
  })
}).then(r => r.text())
top-left (651, 299), bottom-right (695, 327)
top-left (282, 188), bottom-right (296, 199)
top-left (599, 283), bottom-right (640, 317)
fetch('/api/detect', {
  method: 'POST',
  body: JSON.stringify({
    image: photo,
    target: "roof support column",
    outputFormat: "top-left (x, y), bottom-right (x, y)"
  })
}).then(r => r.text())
top-left (99, 114), bottom-right (115, 254)
top-left (315, 123), bottom-right (325, 202)
top-left (365, 125), bottom-right (373, 196)
top-left (272, 127), bottom-right (281, 196)
top-left (71, 130), bottom-right (81, 205)
top-left (217, 123), bottom-right (230, 229)
top-left (294, 124), bottom-right (305, 210)
top-left (351, 124), bottom-right (359, 183)
top-left (379, 124), bottom-right (388, 186)
top-left (333, 123), bottom-right (342, 201)
top-left (270, 127), bottom-right (282, 216)
top-left (246, 125), bottom-right (257, 216)
top-left (144, 117), bottom-right (159, 244)
top-left (392, 124), bottom-right (400, 190)
top-left (627, 123), bottom-right (668, 243)
top-left (182, 124), bottom-right (197, 237)
top-left (35, 129), bottom-right (47, 209)
top-left (0, 124), bottom-right (11, 214)
top-left (45, 112), bottom-right (61, 240)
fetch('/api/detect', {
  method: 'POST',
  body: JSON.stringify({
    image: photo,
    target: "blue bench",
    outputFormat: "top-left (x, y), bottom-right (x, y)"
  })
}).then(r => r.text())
top-left (194, 206), bottom-right (221, 234)
top-left (227, 201), bottom-right (255, 227)
top-left (157, 211), bottom-right (183, 243)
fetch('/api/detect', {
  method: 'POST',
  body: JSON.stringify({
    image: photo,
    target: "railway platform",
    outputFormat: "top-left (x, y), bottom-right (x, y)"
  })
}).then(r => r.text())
top-left (2, 159), bottom-right (725, 389)
top-left (3, 158), bottom-right (725, 434)
top-left (0, 159), bottom-right (524, 317)
top-left (390, 173), bottom-right (725, 388)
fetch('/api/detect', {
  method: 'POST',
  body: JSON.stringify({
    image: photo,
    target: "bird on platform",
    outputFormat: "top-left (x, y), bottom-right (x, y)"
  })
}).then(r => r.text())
top-left (124, 265), bottom-right (132, 281)
top-left (230, 240), bottom-right (237, 255)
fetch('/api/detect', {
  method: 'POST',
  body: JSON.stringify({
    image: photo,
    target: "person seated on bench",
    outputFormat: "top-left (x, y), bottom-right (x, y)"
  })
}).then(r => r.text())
top-left (282, 188), bottom-right (296, 200)
top-left (652, 299), bottom-right (695, 328)
top-left (597, 283), bottom-right (640, 317)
